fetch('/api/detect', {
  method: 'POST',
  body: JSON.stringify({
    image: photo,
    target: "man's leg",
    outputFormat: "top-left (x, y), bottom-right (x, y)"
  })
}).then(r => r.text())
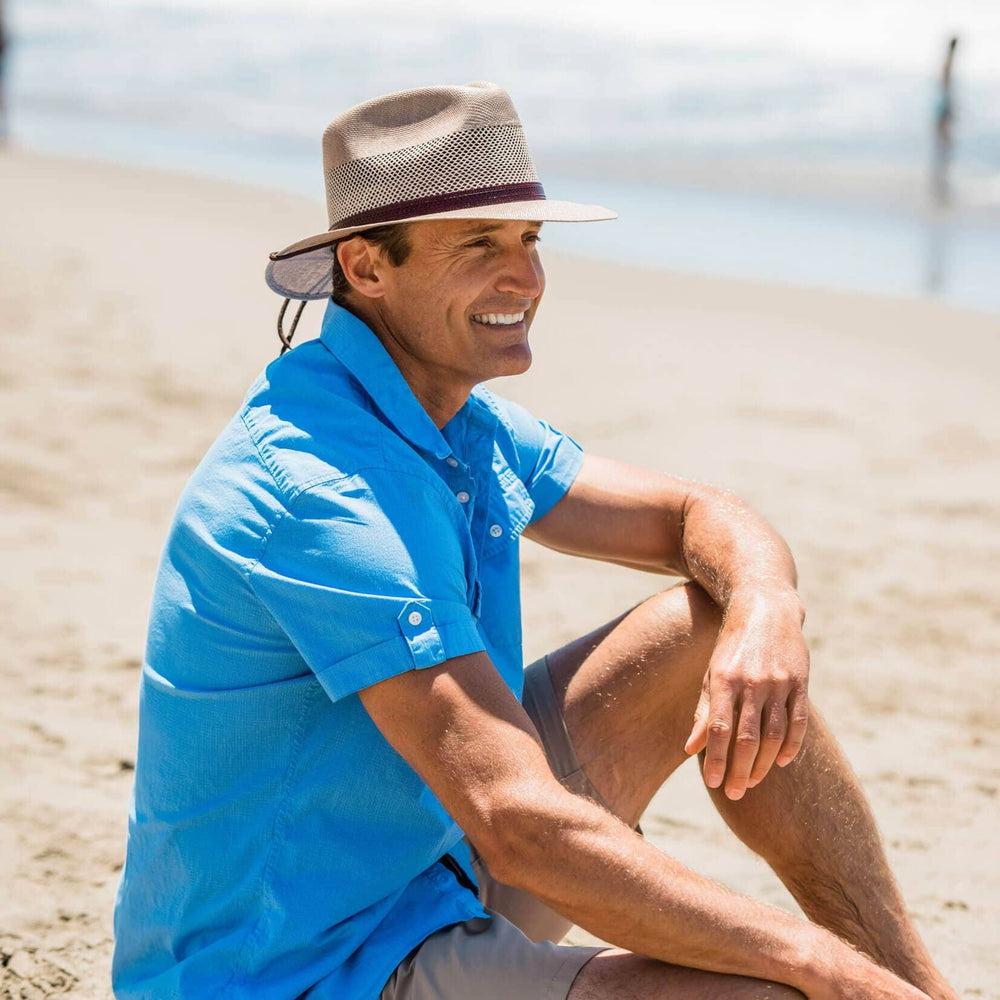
top-left (542, 580), bottom-right (954, 998)
top-left (700, 708), bottom-right (951, 996)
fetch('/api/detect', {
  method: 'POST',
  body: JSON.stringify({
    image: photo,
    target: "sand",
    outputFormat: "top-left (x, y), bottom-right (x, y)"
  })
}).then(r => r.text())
top-left (1, 146), bottom-right (997, 999)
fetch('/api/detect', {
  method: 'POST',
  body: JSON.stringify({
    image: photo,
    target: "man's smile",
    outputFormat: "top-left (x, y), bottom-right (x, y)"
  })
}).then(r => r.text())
top-left (470, 310), bottom-right (527, 327)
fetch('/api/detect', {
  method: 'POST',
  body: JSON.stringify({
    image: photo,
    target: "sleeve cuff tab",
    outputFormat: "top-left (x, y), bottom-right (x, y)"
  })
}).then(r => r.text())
top-left (397, 599), bottom-right (446, 668)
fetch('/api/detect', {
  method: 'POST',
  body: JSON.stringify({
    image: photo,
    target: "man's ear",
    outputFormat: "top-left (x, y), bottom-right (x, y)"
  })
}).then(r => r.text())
top-left (337, 237), bottom-right (387, 300)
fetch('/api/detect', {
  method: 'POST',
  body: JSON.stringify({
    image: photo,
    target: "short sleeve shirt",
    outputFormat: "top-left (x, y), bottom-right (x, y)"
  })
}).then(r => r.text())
top-left (111, 300), bottom-right (585, 999)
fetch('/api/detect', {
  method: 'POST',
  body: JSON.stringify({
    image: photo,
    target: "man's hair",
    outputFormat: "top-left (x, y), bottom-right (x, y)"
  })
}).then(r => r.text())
top-left (330, 223), bottom-right (413, 306)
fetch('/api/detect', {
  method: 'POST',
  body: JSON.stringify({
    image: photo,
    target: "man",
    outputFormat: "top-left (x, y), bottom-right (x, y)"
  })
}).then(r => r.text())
top-left (113, 82), bottom-right (957, 998)
top-left (0, 0), bottom-right (8, 144)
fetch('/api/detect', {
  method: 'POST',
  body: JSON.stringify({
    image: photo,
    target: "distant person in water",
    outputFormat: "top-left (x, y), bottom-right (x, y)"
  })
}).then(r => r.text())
top-left (931, 35), bottom-right (959, 207)
top-left (0, 0), bottom-right (7, 143)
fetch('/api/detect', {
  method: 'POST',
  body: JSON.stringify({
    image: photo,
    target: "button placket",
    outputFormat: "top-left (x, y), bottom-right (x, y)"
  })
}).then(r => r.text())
top-left (481, 449), bottom-right (534, 558)
top-left (453, 477), bottom-right (477, 521)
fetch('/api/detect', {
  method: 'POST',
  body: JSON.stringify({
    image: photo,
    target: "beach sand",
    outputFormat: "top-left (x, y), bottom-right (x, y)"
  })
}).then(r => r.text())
top-left (1, 147), bottom-right (997, 998)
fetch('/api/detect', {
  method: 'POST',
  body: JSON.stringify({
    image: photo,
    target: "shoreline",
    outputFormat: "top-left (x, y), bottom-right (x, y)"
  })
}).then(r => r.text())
top-left (11, 118), bottom-right (1000, 316)
top-left (1, 147), bottom-right (998, 998)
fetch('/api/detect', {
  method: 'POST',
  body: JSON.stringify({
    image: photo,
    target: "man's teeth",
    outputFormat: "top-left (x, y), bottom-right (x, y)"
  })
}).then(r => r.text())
top-left (471, 312), bottom-right (525, 326)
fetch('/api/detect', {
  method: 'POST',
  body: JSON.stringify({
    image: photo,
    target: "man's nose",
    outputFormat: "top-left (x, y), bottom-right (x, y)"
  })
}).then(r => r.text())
top-left (496, 248), bottom-right (544, 300)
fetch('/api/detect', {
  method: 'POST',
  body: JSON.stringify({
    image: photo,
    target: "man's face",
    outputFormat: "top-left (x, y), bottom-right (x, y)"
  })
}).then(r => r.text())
top-left (371, 217), bottom-right (545, 387)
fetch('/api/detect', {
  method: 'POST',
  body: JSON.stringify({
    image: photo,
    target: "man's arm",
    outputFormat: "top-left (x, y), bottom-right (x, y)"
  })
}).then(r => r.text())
top-left (358, 651), bottom-right (928, 999)
top-left (523, 452), bottom-right (810, 801)
top-left (521, 452), bottom-right (799, 617)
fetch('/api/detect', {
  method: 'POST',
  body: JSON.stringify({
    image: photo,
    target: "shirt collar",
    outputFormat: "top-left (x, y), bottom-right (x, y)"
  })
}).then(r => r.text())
top-left (319, 300), bottom-right (497, 461)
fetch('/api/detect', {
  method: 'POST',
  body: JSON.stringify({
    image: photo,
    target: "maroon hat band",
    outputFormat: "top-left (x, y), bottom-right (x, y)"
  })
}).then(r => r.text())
top-left (334, 180), bottom-right (546, 230)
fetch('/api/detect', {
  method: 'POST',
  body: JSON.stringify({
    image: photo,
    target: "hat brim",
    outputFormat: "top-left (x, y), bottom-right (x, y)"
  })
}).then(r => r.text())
top-left (264, 198), bottom-right (617, 300)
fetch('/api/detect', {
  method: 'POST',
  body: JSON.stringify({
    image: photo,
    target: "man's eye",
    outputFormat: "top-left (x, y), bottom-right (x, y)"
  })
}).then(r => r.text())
top-left (467, 238), bottom-right (493, 248)
top-left (525, 233), bottom-right (542, 244)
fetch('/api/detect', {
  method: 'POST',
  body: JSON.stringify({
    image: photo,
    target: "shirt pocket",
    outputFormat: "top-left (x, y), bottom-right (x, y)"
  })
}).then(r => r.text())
top-left (481, 448), bottom-right (535, 559)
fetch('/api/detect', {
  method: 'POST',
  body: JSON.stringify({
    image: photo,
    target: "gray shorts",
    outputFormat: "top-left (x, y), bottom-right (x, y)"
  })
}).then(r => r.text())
top-left (379, 653), bottom-right (644, 1000)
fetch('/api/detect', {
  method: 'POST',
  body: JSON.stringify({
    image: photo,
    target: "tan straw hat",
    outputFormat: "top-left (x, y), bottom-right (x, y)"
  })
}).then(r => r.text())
top-left (265, 80), bottom-right (617, 302)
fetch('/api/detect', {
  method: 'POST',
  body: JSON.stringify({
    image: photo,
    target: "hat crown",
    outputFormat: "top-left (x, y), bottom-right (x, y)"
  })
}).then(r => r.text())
top-left (320, 81), bottom-right (540, 228)
top-left (323, 81), bottom-right (521, 161)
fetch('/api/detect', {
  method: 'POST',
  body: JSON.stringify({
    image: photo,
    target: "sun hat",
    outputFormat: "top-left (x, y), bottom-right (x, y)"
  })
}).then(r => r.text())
top-left (264, 80), bottom-right (617, 312)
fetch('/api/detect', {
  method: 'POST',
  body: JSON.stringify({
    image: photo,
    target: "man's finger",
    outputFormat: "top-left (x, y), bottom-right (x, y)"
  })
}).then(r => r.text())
top-left (723, 694), bottom-right (764, 800)
top-left (702, 675), bottom-right (736, 790)
top-left (684, 682), bottom-right (711, 755)
top-left (776, 687), bottom-right (810, 766)
top-left (748, 697), bottom-right (788, 787)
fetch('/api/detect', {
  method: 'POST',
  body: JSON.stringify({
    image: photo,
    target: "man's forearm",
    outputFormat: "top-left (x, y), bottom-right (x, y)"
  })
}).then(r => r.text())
top-left (491, 789), bottom-right (894, 995)
top-left (679, 488), bottom-right (800, 609)
top-left (677, 489), bottom-right (812, 794)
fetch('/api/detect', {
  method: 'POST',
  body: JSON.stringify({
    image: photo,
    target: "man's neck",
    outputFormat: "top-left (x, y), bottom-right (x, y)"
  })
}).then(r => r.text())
top-left (346, 300), bottom-right (472, 430)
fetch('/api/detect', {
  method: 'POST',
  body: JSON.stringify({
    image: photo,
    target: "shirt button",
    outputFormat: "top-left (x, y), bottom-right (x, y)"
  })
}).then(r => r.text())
top-left (489, 524), bottom-right (504, 538)
top-left (407, 610), bottom-right (423, 626)
top-left (445, 456), bottom-right (459, 467)
top-left (456, 490), bottom-right (470, 504)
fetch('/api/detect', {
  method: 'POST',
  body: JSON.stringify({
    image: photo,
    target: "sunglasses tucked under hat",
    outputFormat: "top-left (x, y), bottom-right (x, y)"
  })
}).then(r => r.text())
top-left (265, 81), bottom-right (617, 304)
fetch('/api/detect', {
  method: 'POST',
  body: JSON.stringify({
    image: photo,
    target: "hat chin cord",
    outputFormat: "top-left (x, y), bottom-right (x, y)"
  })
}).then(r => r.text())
top-left (277, 297), bottom-right (308, 356)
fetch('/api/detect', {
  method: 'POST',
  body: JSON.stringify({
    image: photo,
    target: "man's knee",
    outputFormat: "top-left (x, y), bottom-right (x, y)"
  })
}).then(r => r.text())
top-left (677, 579), bottom-right (724, 632)
top-left (646, 579), bottom-right (724, 656)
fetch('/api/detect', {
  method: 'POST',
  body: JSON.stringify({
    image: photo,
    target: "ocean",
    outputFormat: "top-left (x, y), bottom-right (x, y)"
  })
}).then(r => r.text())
top-left (6, 0), bottom-right (1000, 312)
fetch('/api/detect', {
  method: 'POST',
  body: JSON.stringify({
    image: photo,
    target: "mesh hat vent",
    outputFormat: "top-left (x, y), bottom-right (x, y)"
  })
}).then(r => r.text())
top-left (325, 123), bottom-right (538, 226)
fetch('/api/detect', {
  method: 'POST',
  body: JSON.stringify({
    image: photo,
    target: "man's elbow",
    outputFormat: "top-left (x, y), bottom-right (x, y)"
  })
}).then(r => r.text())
top-left (470, 779), bottom-right (583, 889)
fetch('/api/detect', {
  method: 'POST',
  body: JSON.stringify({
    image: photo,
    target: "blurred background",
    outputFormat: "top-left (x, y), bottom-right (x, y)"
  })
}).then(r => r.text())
top-left (1, 3), bottom-right (998, 997)
top-left (4, 0), bottom-right (1000, 310)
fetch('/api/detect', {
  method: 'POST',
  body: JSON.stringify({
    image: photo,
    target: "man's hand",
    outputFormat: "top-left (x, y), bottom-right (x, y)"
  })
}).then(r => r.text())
top-left (684, 586), bottom-right (810, 800)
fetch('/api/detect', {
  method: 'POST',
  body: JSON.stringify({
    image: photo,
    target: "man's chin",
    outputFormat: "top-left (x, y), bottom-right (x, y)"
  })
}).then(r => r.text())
top-left (494, 341), bottom-right (532, 376)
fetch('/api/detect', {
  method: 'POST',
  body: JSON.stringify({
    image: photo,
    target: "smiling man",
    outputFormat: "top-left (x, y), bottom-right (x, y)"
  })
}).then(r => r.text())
top-left (112, 83), bottom-right (957, 1000)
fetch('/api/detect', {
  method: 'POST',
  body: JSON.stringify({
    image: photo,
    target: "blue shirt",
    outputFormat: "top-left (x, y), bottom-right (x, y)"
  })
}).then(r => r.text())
top-left (112, 300), bottom-right (586, 999)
